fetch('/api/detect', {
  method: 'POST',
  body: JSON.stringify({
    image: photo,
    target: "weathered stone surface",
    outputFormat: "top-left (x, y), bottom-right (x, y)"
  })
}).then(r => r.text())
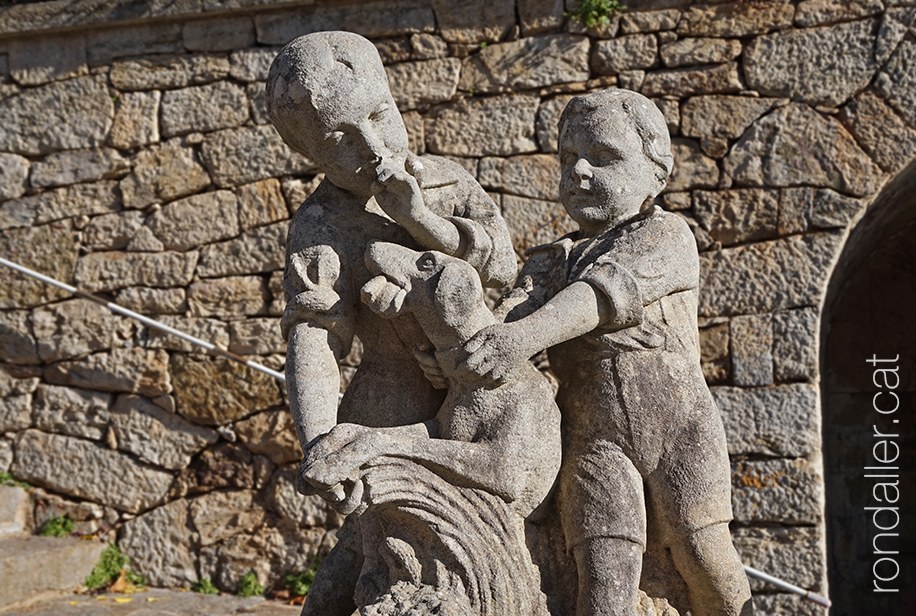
top-left (128, 227), bottom-right (166, 252)
top-left (8, 35), bottom-right (87, 86)
top-left (693, 189), bottom-right (779, 246)
top-left (0, 310), bottom-right (39, 365)
top-left (171, 355), bottom-right (281, 426)
top-left (188, 276), bottom-right (269, 318)
top-left (147, 191), bottom-right (240, 251)
top-left (110, 53), bottom-right (230, 91)
top-left (778, 186), bottom-right (863, 234)
top-left (45, 348), bottom-right (171, 398)
top-left (731, 457), bottom-right (822, 524)
top-left (641, 62), bottom-right (742, 98)
top-left (143, 316), bottom-right (229, 355)
top-left (724, 103), bottom-right (884, 198)
top-left (375, 36), bottom-right (414, 65)
top-left (680, 95), bottom-right (786, 140)
top-left (502, 194), bottom-right (577, 255)
top-left (32, 385), bottom-right (111, 441)
top-left (431, 0), bottom-right (515, 43)
top-left (86, 22), bottom-right (183, 66)
top-left (0, 223), bottom-right (77, 309)
top-left (200, 125), bottom-right (317, 188)
top-left (659, 38), bottom-right (742, 68)
top-left (652, 98), bottom-right (679, 134)
top-left (174, 443), bottom-right (257, 496)
top-left (81, 210), bottom-right (145, 251)
top-left (732, 526), bottom-right (824, 593)
top-left (410, 33), bottom-right (449, 60)
top-left (753, 593), bottom-right (824, 616)
top-left (426, 94), bottom-right (539, 156)
top-left (875, 37), bottom-right (916, 129)
top-left (110, 91), bottom-right (161, 150)
top-left (31, 148), bottom-right (128, 189)
top-left (116, 287), bottom-right (187, 315)
top-left (592, 34), bottom-right (658, 76)
top-left (744, 17), bottom-right (906, 107)
top-left (183, 16), bottom-right (256, 52)
top-left (229, 47), bottom-right (281, 82)
top-left (699, 233), bottom-right (841, 317)
top-left (536, 94), bottom-right (576, 153)
top-left (0, 74), bottom-right (113, 155)
top-left (620, 9), bottom-right (680, 33)
top-left (267, 465), bottom-right (343, 527)
top-left (229, 319), bottom-right (286, 356)
top-left (120, 141), bottom-right (211, 209)
top-left (667, 138), bottom-right (719, 192)
top-left (0, 392), bottom-right (31, 432)
top-left (31, 298), bottom-right (133, 363)
top-left (0, 153), bottom-right (29, 201)
top-left (235, 410), bottom-right (300, 465)
top-left (246, 82), bottom-right (269, 124)
top-left (188, 490), bottom-right (265, 548)
top-left (235, 179), bottom-right (288, 231)
top-left (796, 0), bottom-right (884, 27)
top-left (729, 314), bottom-right (774, 387)
top-left (386, 58), bottom-right (460, 110)
top-left (74, 251), bottom-right (198, 293)
top-left (773, 307), bottom-right (819, 382)
top-left (699, 322), bottom-right (729, 385)
top-left (678, 2), bottom-right (795, 37)
top-left (518, 0), bottom-right (564, 36)
top-left (461, 35), bottom-right (590, 93)
top-left (12, 430), bottom-right (173, 513)
top-left (0, 181), bottom-right (121, 231)
top-left (196, 222), bottom-right (286, 279)
top-left (161, 82), bottom-right (249, 137)
top-left (120, 499), bottom-right (197, 587)
top-left (111, 394), bottom-right (219, 471)
top-left (479, 155), bottom-right (560, 201)
top-left (281, 175), bottom-right (323, 215)
top-left (32, 489), bottom-right (110, 535)
top-left (0, 438), bottom-right (11, 473)
top-left (840, 90), bottom-right (916, 174)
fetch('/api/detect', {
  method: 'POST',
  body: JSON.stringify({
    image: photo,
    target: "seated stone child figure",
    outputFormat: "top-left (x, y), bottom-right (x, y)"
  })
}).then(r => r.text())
top-left (459, 89), bottom-right (754, 616)
top-left (266, 31), bottom-right (516, 616)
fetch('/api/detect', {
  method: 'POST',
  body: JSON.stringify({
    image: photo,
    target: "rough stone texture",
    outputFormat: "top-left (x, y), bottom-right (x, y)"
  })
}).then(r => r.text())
top-left (0, 438), bottom-right (12, 474)
top-left (235, 410), bottom-right (301, 465)
top-left (11, 430), bottom-right (173, 513)
top-left (229, 318), bottom-right (286, 355)
top-left (110, 53), bottom-right (230, 91)
top-left (7, 35), bottom-right (87, 86)
top-left (32, 385), bottom-right (111, 441)
top-left (699, 322), bottom-right (729, 385)
top-left (109, 90), bottom-right (161, 150)
top-left (620, 9), bottom-right (680, 33)
top-left (160, 82), bottom-right (249, 137)
top-left (839, 89), bottom-right (916, 174)
top-left (229, 47), bottom-right (281, 82)
top-left (45, 348), bottom-right (171, 398)
top-left (174, 442), bottom-right (258, 495)
top-left (0, 392), bottom-right (31, 433)
top-left (653, 98), bottom-right (679, 134)
top-left (732, 526), bottom-right (825, 593)
top-left (110, 394), bottom-right (219, 471)
top-left (431, 0), bottom-right (515, 43)
top-left (641, 62), bottom-right (742, 98)
top-left (731, 457), bottom-right (822, 525)
top-left (31, 489), bottom-right (110, 536)
top-left (773, 307), bottom-right (819, 382)
top-left (536, 94), bottom-right (577, 153)
top-left (188, 275), bottom-right (269, 318)
top-left (143, 316), bottom-right (229, 354)
top-left (86, 22), bottom-right (183, 66)
top-left (119, 499), bottom-right (198, 587)
top-left (660, 38), bottom-right (742, 68)
top-left (200, 125), bottom-right (317, 188)
top-left (267, 465), bottom-right (343, 527)
top-left (171, 355), bottom-right (281, 426)
top-left (195, 221), bottom-right (287, 279)
top-left (724, 103), bottom-right (884, 198)
top-left (778, 186), bottom-right (863, 235)
top-left (426, 94), bottom-right (540, 156)
top-left (183, 16), bottom-right (256, 52)
top-left (693, 189), bottom-right (779, 247)
top-left (461, 34), bottom-right (590, 93)
top-left (699, 233), bottom-right (841, 317)
top-left (236, 178), bottom-right (288, 231)
top-left (0, 180), bottom-right (121, 230)
top-left (246, 82), bottom-right (269, 125)
top-left (387, 58), bottom-right (460, 110)
top-left (31, 298), bottom-right (133, 362)
top-left (115, 287), bottom-right (187, 315)
top-left (0, 222), bottom-right (78, 309)
top-left (795, 0), bottom-right (884, 27)
top-left (147, 191), bottom-right (240, 251)
top-left (710, 383), bottom-right (821, 458)
top-left (730, 314), bottom-right (774, 387)
top-left (0, 310), bottom-right (39, 365)
top-left (188, 490), bottom-right (265, 548)
top-left (502, 194), bottom-right (577, 255)
top-left (0, 74), bottom-right (113, 155)
top-left (81, 210), bottom-right (145, 251)
top-left (592, 34), bottom-right (658, 76)
top-left (478, 155), bottom-right (560, 201)
top-left (0, 153), bottom-right (29, 201)
top-left (875, 37), bottom-right (916, 129)
top-left (678, 2), bottom-right (795, 37)
top-left (744, 17), bottom-right (907, 107)
top-left (120, 141), bottom-right (211, 209)
top-left (667, 138), bottom-right (719, 192)
top-left (518, 0), bottom-right (564, 36)
top-left (74, 251), bottom-right (198, 293)
top-left (680, 95), bottom-right (786, 140)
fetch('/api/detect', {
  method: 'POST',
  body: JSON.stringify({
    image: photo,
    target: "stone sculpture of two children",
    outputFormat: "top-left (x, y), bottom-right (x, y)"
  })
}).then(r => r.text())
top-left (267, 31), bottom-right (753, 616)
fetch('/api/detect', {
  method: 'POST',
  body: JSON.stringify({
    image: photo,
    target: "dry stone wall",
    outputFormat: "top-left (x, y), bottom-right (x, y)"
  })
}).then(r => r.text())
top-left (0, 0), bottom-right (914, 610)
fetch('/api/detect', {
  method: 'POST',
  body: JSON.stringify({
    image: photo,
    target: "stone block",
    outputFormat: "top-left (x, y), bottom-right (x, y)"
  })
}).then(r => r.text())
top-left (839, 90), bottom-right (916, 174)
top-left (403, 111), bottom-right (425, 154)
top-left (1, 181), bottom-right (121, 231)
top-left (431, 0), bottom-right (515, 43)
top-left (733, 526), bottom-right (825, 595)
top-left (731, 457), bottom-right (823, 525)
top-left (110, 394), bottom-right (219, 471)
top-left (115, 287), bottom-right (187, 315)
top-left (680, 95), bottom-right (786, 140)
top-left (267, 464), bottom-right (344, 527)
top-left (375, 36), bottom-right (413, 65)
top-left (0, 484), bottom-right (30, 536)
top-left (74, 250), bottom-right (199, 293)
top-left (678, 2), bottom-right (795, 37)
top-left (44, 348), bottom-right (171, 398)
top-left (773, 307), bottom-right (819, 382)
top-left (386, 58), bottom-right (460, 111)
top-left (160, 82), bottom-right (249, 137)
top-left (32, 489), bottom-right (111, 536)
top-left (699, 322), bottom-right (729, 384)
top-left (196, 221), bottom-right (287, 278)
top-left (86, 22), bottom-right (183, 66)
top-left (518, 0), bottom-right (564, 36)
top-left (667, 138), bottom-right (718, 192)
top-left (229, 47), bottom-right (282, 82)
top-left (11, 430), bottom-right (173, 513)
top-left (779, 187), bottom-right (860, 234)
top-left (641, 62), bottom-right (742, 98)
top-left (200, 125), bottom-right (317, 188)
top-left (110, 90), bottom-right (161, 150)
top-left (425, 94), bottom-right (540, 157)
top-left (875, 37), bottom-right (916, 129)
top-left (31, 298), bottom-right (133, 363)
top-left (0, 153), bottom-right (29, 202)
top-left (0, 74), bottom-right (113, 155)
top-left (460, 34), bottom-right (590, 93)
top-left (246, 82), bottom-right (268, 124)
top-left (536, 94), bottom-right (577, 153)
top-left (235, 410), bottom-right (301, 465)
top-left (730, 314), bottom-right (774, 387)
top-left (752, 593), bottom-right (825, 616)
top-left (592, 34), bottom-right (658, 76)
top-left (32, 385), bottom-right (111, 441)
top-left (120, 499), bottom-right (198, 587)
top-left (188, 490), bottom-right (265, 548)
top-left (183, 16), bottom-right (256, 52)
top-left (147, 190), bottom-right (240, 251)
top-left (174, 442), bottom-right (258, 496)
top-left (120, 141), bottom-right (211, 209)
top-left (281, 175), bottom-right (323, 215)
top-left (502, 194), bottom-right (577, 255)
top-left (30, 148), bottom-right (129, 189)
top-left (143, 316), bottom-right (229, 355)
top-left (229, 318), bottom-right (286, 356)
top-left (171, 355), bottom-right (282, 426)
top-left (0, 392), bottom-right (31, 433)
top-left (652, 98), bottom-right (679, 134)
top-left (693, 189), bottom-right (779, 246)
top-left (0, 438), bottom-right (11, 473)
top-left (0, 222), bottom-right (77, 309)
top-left (410, 33), bottom-right (449, 60)
top-left (235, 178), bottom-right (288, 231)
top-left (659, 37), bottom-right (742, 68)
top-left (479, 155), bottom-right (560, 201)
top-left (8, 35), bottom-right (87, 86)
top-left (268, 270), bottom-right (285, 317)
top-left (620, 9), bottom-right (680, 33)
top-left (796, 0), bottom-right (884, 27)
top-left (188, 275), bottom-right (270, 319)
top-left (0, 310), bottom-right (39, 365)
top-left (81, 210), bottom-right (145, 252)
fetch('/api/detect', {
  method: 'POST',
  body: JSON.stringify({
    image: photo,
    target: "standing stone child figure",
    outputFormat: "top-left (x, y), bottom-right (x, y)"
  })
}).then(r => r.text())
top-left (458, 89), bottom-right (754, 616)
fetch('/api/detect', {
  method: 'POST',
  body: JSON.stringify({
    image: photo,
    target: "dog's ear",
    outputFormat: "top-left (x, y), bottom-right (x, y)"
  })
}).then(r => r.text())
top-left (433, 262), bottom-right (480, 326)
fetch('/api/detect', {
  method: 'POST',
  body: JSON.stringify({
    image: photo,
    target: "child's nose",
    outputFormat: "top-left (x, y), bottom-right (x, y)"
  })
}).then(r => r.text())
top-left (573, 158), bottom-right (593, 180)
top-left (360, 126), bottom-right (389, 162)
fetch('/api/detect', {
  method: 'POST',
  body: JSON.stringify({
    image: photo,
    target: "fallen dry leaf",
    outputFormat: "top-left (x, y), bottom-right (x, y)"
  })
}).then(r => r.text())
top-left (289, 595), bottom-right (305, 605)
top-left (113, 598), bottom-right (133, 604)
top-left (109, 570), bottom-right (128, 593)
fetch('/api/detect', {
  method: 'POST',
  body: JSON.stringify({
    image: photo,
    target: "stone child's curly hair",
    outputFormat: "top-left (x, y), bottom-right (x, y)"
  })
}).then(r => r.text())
top-left (558, 89), bottom-right (674, 190)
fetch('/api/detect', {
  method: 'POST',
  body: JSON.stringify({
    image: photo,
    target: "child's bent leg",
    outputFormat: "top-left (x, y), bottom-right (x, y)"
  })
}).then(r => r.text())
top-left (573, 537), bottom-right (643, 616)
top-left (302, 521), bottom-right (362, 616)
top-left (668, 522), bottom-right (754, 616)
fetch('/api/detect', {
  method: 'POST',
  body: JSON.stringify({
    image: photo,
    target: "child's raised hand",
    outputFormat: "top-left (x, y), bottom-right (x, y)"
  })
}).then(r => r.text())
top-left (459, 322), bottom-right (531, 384)
top-left (372, 158), bottom-right (425, 223)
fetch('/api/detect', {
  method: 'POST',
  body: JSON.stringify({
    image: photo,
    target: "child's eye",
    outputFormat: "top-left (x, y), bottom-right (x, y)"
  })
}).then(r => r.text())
top-left (370, 104), bottom-right (390, 121)
top-left (593, 148), bottom-right (620, 166)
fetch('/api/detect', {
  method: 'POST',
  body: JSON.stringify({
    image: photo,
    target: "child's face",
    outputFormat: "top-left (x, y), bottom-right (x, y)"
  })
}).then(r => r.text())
top-left (558, 110), bottom-right (660, 234)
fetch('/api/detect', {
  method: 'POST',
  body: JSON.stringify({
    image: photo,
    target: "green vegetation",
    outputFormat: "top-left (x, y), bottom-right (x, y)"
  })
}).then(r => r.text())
top-left (566, 0), bottom-right (625, 28)
top-left (39, 516), bottom-right (74, 538)
top-left (284, 557), bottom-right (320, 597)
top-left (192, 578), bottom-right (221, 595)
top-left (0, 471), bottom-right (30, 489)
top-left (237, 570), bottom-right (264, 598)
top-left (84, 544), bottom-right (147, 590)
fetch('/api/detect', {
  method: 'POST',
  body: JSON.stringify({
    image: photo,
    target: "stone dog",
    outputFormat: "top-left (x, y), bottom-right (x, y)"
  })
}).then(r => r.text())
top-left (299, 240), bottom-right (561, 615)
